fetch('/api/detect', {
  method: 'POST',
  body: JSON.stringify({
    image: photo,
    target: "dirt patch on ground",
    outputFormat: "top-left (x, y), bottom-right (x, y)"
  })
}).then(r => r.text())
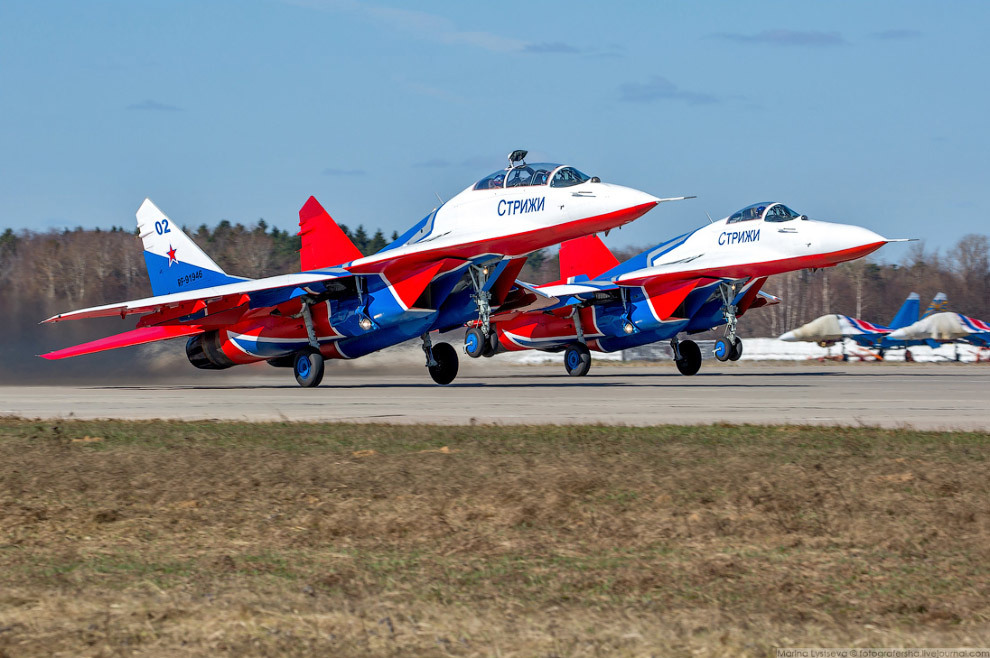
top-left (1, 419), bottom-right (988, 656)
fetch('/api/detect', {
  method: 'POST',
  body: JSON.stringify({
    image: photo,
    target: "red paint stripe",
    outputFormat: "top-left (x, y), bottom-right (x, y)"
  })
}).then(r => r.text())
top-left (350, 202), bottom-right (658, 275)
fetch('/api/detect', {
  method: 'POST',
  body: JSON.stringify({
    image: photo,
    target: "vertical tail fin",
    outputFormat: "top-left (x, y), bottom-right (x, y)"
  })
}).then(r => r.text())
top-left (922, 292), bottom-right (948, 318)
top-left (888, 292), bottom-right (920, 329)
top-left (558, 234), bottom-right (620, 282)
top-left (298, 196), bottom-right (364, 270)
top-left (137, 199), bottom-right (245, 296)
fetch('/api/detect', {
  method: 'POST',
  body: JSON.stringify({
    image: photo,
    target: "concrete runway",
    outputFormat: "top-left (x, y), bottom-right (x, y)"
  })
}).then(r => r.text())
top-left (3, 361), bottom-right (988, 430)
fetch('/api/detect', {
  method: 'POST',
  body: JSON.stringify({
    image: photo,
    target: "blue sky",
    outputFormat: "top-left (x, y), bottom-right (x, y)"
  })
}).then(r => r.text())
top-left (1, 1), bottom-right (987, 257)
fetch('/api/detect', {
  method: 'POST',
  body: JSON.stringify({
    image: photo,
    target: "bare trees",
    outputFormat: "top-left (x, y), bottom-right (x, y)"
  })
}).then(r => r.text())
top-left (0, 224), bottom-right (986, 340)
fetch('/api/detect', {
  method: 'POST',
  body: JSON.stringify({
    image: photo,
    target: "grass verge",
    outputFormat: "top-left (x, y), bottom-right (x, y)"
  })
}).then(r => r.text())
top-left (1, 418), bottom-right (988, 656)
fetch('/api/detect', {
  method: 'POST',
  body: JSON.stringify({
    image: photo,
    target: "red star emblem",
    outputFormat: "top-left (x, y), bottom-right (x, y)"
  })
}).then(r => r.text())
top-left (167, 245), bottom-right (178, 266)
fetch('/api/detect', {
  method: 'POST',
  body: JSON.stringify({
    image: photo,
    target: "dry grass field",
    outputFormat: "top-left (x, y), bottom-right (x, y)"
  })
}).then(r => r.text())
top-left (0, 418), bottom-right (988, 657)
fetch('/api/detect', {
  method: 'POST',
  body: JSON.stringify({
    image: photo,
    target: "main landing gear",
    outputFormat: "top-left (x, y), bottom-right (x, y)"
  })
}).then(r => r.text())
top-left (713, 282), bottom-right (743, 363)
top-left (293, 348), bottom-right (325, 388)
top-left (564, 342), bottom-right (591, 377)
top-left (671, 337), bottom-right (702, 376)
top-left (561, 306), bottom-right (591, 377)
top-left (423, 332), bottom-right (459, 385)
top-left (293, 300), bottom-right (325, 388)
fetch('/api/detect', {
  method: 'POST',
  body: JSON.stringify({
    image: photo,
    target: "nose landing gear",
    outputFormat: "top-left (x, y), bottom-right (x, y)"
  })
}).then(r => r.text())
top-left (464, 326), bottom-right (497, 358)
top-left (713, 282), bottom-right (743, 362)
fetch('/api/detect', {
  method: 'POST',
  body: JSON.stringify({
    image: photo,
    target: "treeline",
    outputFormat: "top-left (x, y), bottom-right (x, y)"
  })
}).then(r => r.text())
top-left (0, 223), bottom-right (987, 341)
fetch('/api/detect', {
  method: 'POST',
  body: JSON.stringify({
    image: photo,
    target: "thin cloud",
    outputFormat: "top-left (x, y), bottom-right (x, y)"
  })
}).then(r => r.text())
top-left (287, 0), bottom-right (526, 53)
top-left (127, 99), bottom-right (183, 112)
top-left (322, 167), bottom-right (366, 177)
top-left (712, 29), bottom-right (847, 47)
top-left (523, 42), bottom-right (582, 54)
top-left (413, 158), bottom-right (452, 168)
top-left (871, 29), bottom-right (921, 40)
top-left (618, 76), bottom-right (718, 105)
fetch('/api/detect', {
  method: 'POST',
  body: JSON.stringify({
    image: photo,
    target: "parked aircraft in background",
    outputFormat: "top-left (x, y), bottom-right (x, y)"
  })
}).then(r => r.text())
top-left (779, 292), bottom-right (951, 359)
top-left (42, 151), bottom-right (688, 386)
top-left (466, 202), bottom-right (896, 376)
top-left (887, 309), bottom-right (990, 349)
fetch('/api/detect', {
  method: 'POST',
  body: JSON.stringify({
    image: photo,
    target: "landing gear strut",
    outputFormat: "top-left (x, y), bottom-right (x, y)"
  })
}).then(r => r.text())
top-left (469, 264), bottom-right (493, 337)
top-left (563, 306), bottom-right (591, 376)
top-left (713, 282), bottom-right (743, 362)
top-left (293, 300), bottom-right (325, 387)
top-left (672, 337), bottom-right (702, 376)
top-left (423, 332), bottom-right (458, 385)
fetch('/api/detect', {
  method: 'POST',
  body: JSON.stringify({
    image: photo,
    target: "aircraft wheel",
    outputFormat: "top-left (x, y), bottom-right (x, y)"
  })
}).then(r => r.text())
top-left (564, 343), bottom-right (591, 377)
top-left (675, 339), bottom-right (702, 376)
top-left (463, 327), bottom-right (486, 358)
top-left (728, 337), bottom-right (743, 361)
top-left (293, 349), bottom-right (325, 388)
top-left (428, 342), bottom-right (459, 385)
top-left (481, 331), bottom-right (498, 358)
top-left (713, 337), bottom-right (732, 362)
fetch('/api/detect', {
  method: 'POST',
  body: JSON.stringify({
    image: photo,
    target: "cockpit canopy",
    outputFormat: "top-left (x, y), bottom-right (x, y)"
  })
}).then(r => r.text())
top-left (727, 202), bottom-right (803, 224)
top-left (473, 163), bottom-right (592, 190)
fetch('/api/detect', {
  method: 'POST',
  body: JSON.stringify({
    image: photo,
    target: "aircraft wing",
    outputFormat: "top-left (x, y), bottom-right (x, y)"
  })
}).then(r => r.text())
top-left (41, 325), bottom-right (205, 360)
top-left (42, 268), bottom-right (352, 323)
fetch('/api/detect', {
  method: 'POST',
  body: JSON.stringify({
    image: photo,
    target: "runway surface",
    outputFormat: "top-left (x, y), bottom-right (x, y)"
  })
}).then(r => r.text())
top-left (3, 361), bottom-right (988, 430)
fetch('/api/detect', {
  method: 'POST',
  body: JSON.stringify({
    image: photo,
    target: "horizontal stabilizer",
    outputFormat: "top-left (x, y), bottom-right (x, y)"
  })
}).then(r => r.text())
top-left (41, 325), bottom-right (203, 360)
top-left (298, 196), bottom-right (364, 270)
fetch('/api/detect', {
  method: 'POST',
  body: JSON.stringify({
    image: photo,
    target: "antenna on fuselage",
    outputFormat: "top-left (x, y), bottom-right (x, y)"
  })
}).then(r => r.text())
top-left (435, 192), bottom-right (444, 204)
top-left (705, 211), bottom-right (715, 224)
top-left (507, 149), bottom-right (527, 169)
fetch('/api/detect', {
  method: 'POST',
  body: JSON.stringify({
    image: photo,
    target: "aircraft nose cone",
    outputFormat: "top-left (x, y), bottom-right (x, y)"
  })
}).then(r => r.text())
top-left (815, 221), bottom-right (889, 263)
top-left (606, 185), bottom-right (661, 210)
top-left (850, 225), bottom-right (887, 246)
top-left (886, 327), bottom-right (908, 340)
top-left (779, 330), bottom-right (798, 342)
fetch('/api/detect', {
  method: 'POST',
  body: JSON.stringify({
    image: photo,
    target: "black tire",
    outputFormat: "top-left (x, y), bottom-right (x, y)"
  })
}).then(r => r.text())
top-left (675, 339), bottom-right (702, 376)
top-left (481, 330), bottom-right (498, 358)
top-left (713, 337), bottom-right (732, 362)
top-left (728, 337), bottom-right (743, 361)
top-left (428, 342), bottom-right (459, 385)
top-left (564, 343), bottom-right (591, 377)
top-left (293, 349), bottom-right (325, 388)
top-left (463, 327), bottom-right (486, 358)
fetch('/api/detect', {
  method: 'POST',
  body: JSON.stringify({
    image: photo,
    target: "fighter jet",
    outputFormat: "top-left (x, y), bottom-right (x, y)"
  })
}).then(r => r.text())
top-left (780, 292), bottom-right (950, 359)
top-left (886, 309), bottom-right (990, 349)
top-left (465, 202), bottom-right (895, 376)
top-left (42, 151), bottom-right (683, 386)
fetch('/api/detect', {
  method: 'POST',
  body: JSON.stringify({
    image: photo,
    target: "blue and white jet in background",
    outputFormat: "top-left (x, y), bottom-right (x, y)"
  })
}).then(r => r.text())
top-left (886, 305), bottom-right (990, 352)
top-left (780, 292), bottom-right (952, 359)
